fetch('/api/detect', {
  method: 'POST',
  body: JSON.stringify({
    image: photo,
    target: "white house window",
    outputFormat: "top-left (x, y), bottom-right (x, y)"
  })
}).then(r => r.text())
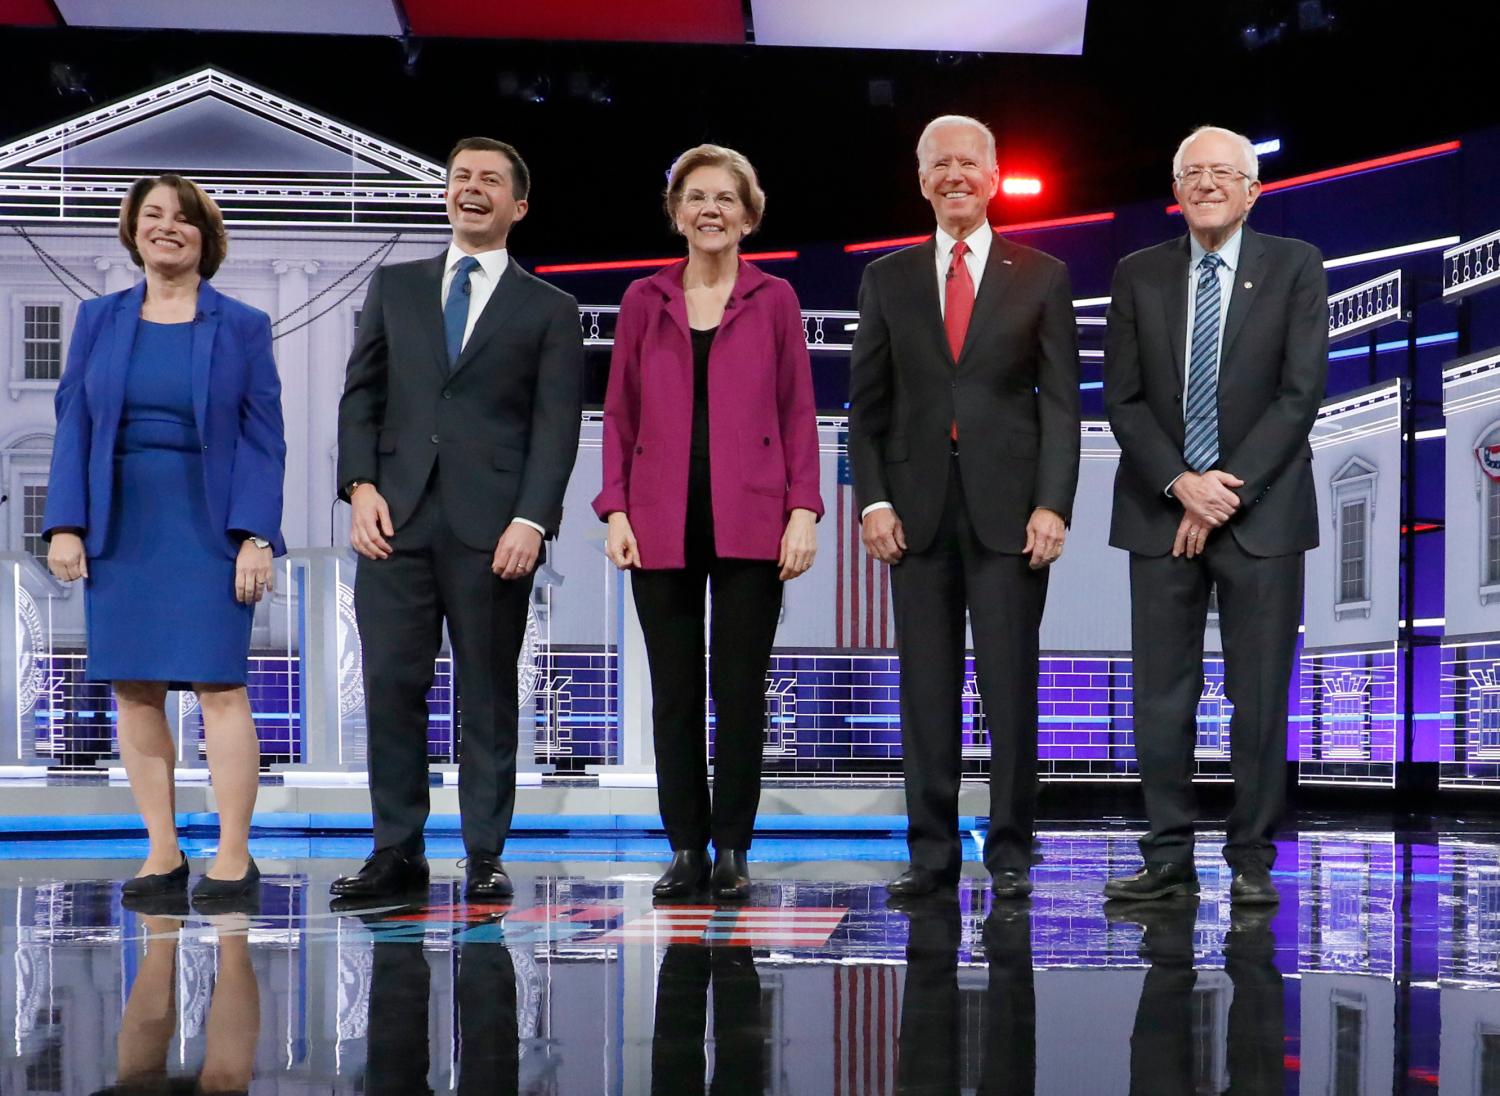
top-left (22, 303), bottom-right (63, 380)
top-left (1479, 422), bottom-right (1500, 605)
top-left (21, 484), bottom-right (47, 564)
top-left (1331, 455), bottom-right (1377, 621)
top-left (1339, 499), bottom-right (1367, 603)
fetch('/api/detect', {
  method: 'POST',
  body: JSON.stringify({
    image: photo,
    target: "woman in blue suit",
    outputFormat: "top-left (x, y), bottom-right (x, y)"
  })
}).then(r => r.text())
top-left (43, 175), bottom-right (286, 906)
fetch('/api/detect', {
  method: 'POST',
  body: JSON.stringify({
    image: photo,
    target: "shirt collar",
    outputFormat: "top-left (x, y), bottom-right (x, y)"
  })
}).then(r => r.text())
top-left (1188, 226), bottom-right (1243, 273)
top-left (445, 243), bottom-right (509, 281)
top-left (935, 223), bottom-right (992, 267)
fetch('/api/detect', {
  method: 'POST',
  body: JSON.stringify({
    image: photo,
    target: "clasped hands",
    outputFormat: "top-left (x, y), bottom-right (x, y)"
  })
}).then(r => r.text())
top-left (861, 506), bottom-right (1066, 570)
top-left (1171, 469), bottom-right (1244, 558)
top-left (349, 483), bottom-right (540, 579)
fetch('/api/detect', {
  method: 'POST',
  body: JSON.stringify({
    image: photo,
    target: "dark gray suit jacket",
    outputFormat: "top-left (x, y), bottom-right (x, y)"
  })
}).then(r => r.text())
top-left (847, 232), bottom-right (1081, 555)
top-left (1103, 224), bottom-right (1329, 558)
top-left (337, 252), bottom-right (584, 551)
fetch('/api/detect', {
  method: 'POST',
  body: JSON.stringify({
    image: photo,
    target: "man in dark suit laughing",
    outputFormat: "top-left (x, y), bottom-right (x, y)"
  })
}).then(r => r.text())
top-left (333, 137), bottom-right (584, 900)
top-left (849, 115), bottom-right (1080, 900)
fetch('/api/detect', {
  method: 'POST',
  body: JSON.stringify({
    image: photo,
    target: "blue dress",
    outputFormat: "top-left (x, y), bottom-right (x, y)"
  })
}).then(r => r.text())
top-left (85, 321), bottom-right (253, 684)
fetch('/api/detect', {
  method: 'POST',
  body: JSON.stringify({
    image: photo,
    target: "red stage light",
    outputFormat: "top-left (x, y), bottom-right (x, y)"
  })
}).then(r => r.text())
top-left (1001, 176), bottom-right (1043, 197)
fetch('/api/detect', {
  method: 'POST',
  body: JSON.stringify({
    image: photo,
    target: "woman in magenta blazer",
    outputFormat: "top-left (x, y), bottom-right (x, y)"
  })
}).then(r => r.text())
top-left (595, 144), bottom-right (823, 901)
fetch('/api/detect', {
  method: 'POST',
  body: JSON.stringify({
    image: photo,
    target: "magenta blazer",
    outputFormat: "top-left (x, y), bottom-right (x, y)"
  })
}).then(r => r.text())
top-left (593, 259), bottom-right (824, 569)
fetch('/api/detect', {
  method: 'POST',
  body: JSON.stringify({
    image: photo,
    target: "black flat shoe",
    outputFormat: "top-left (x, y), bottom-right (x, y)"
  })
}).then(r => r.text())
top-left (464, 853), bottom-right (514, 900)
top-left (191, 857), bottom-right (261, 905)
top-left (122, 852), bottom-right (189, 897)
top-left (330, 848), bottom-right (430, 898)
top-left (653, 849), bottom-right (710, 900)
top-left (711, 849), bottom-right (751, 902)
top-left (1102, 861), bottom-right (1200, 902)
top-left (1229, 866), bottom-right (1280, 905)
top-left (887, 866), bottom-right (957, 899)
top-left (989, 868), bottom-right (1033, 900)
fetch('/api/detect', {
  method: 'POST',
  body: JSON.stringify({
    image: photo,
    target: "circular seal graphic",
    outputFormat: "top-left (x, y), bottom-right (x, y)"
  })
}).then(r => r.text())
top-left (336, 580), bottom-right (365, 718)
top-left (518, 602), bottom-right (543, 709)
top-left (15, 587), bottom-right (46, 714)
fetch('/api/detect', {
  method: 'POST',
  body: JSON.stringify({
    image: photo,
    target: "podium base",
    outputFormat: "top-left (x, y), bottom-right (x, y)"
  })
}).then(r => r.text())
top-left (588, 766), bottom-right (658, 788)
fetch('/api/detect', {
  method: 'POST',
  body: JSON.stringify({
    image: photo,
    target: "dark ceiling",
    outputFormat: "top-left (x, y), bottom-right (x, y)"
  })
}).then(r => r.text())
top-left (0, 0), bottom-right (1492, 260)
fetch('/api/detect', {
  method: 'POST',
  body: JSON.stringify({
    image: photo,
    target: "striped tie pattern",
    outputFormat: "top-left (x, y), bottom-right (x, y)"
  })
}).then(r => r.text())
top-left (1184, 252), bottom-right (1224, 472)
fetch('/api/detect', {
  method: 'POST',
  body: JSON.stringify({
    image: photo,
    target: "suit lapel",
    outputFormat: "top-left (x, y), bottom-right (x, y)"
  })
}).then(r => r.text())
top-left (189, 280), bottom-right (220, 439)
top-left (450, 259), bottom-right (532, 378)
top-left (101, 282), bottom-right (145, 425)
top-left (956, 231), bottom-right (1019, 370)
top-left (1161, 236), bottom-right (1191, 388)
top-left (413, 253), bottom-right (449, 378)
top-left (909, 237), bottom-right (954, 367)
top-left (1219, 226), bottom-right (1265, 368)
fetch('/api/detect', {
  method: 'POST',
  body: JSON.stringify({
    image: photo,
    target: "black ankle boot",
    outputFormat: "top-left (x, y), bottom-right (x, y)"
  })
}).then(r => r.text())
top-left (711, 849), bottom-right (751, 902)
top-left (654, 850), bottom-right (710, 899)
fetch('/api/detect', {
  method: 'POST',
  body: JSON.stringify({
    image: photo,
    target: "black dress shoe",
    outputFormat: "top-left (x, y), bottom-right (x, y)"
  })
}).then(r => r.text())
top-left (886, 866), bottom-right (956, 899)
top-left (191, 857), bottom-right (261, 904)
top-left (330, 848), bottom-right (430, 898)
top-left (653, 849), bottom-right (710, 899)
top-left (464, 854), bottom-right (514, 900)
top-left (122, 852), bottom-right (189, 897)
top-left (711, 849), bottom-right (751, 902)
top-left (1102, 861), bottom-right (1200, 901)
top-left (1229, 866), bottom-right (1280, 905)
top-left (990, 868), bottom-right (1033, 900)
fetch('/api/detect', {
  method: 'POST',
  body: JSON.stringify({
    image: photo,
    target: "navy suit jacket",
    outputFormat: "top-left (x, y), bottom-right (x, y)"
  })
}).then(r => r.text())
top-left (42, 279), bottom-right (287, 559)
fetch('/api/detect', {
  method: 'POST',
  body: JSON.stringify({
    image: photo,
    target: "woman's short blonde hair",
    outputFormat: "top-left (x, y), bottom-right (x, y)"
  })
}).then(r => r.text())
top-left (118, 174), bottom-right (229, 277)
top-left (663, 144), bottom-right (766, 236)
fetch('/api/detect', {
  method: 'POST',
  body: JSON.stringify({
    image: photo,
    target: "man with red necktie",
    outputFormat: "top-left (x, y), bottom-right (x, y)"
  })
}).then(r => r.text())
top-left (849, 115), bottom-right (1080, 900)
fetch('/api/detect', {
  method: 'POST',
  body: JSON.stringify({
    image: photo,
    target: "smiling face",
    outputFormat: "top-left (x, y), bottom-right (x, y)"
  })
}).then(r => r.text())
top-left (918, 123), bottom-right (999, 239)
top-left (446, 148), bottom-right (528, 252)
top-left (674, 164), bottom-right (751, 258)
top-left (1173, 130), bottom-right (1260, 248)
top-left (133, 184), bottom-right (204, 278)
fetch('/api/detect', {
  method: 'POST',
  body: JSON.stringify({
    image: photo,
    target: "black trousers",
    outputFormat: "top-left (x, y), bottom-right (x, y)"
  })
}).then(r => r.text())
top-left (650, 945), bottom-right (765, 1096)
top-left (1128, 534), bottom-right (1302, 869)
top-left (365, 939), bottom-right (519, 1096)
top-left (355, 478), bottom-right (534, 856)
top-left (631, 486), bottom-right (782, 851)
top-left (890, 457), bottom-right (1049, 876)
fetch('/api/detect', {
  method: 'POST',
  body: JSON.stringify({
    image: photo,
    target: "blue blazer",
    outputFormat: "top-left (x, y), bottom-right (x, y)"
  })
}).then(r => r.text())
top-left (42, 279), bottom-right (287, 559)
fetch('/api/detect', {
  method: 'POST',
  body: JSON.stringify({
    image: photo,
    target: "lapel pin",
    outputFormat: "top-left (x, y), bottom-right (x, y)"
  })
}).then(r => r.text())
top-left (1244, 280), bottom-right (1253, 289)
top-left (1003, 259), bottom-right (1014, 265)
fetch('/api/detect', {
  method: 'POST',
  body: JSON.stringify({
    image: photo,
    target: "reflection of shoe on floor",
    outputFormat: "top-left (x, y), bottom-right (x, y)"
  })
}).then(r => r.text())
top-left (330, 848), bottom-right (430, 898)
top-left (122, 890), bottom-right (191, 918)
top-left (1105, 894), bottom-right (1200, 962)
top-left (1102, 861), bottom-right (1200, 901)
top-left (1228, 866), bottom-right (1280, 905)
top-left (1229, 905), bottom-right (1276, 935)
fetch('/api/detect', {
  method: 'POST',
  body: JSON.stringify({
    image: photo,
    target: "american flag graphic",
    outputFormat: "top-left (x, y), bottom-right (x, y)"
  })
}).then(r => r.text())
top-left (834, 963), bottom-right (902, 1096)
top-left (836, 436), bottom-right (895, 648)
top-left (593, 906), bottom-right (848, 948)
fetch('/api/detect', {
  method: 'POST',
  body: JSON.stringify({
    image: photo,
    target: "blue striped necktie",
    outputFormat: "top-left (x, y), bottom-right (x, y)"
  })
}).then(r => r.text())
top-left (443, 255), bottom-right (481, 370)
top-left (1184, 252), bottom-right (1224, 472)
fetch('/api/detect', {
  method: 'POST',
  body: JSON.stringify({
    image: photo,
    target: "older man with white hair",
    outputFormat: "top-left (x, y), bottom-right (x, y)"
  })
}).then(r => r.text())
top-left (1102, 125), bottom-right (1328, 905)
top-left (849, 115), bottom-right (1080, 900)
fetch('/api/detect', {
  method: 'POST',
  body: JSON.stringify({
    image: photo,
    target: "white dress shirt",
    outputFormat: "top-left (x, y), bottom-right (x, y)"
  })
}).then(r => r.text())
top-left (438, 243), bottom-right (544, 537)
top-left (441, 243), bottom-right (509, 352)
top-left (862, 224), bottom-right (992, 520)
top-left (1166, 227), bottom-right (1242, 497)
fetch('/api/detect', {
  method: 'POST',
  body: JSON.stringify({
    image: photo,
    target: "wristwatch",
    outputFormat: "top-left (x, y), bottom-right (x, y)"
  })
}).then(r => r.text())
top-left (247, 536), bottom-right (271, 549)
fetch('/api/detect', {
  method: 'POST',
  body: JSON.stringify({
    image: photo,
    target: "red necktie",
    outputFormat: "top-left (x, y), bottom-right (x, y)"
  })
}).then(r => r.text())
top-left (944, 240), bottom-right (974, 440)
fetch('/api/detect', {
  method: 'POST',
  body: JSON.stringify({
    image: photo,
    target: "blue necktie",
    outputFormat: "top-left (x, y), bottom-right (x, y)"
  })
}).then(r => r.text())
top-left (443, 255), bottom-right (481, 370)
top-left (1184, 252), bottom-right (1224, 472)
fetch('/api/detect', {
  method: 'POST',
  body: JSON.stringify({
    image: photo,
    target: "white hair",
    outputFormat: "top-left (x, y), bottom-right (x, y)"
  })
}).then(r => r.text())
top-left (916, 115), bottom-right (997, 167)
top-left (1172, 125), bottom-right (1259, 182)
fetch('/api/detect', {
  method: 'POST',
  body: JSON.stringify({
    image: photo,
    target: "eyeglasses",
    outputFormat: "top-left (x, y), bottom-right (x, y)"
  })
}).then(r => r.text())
top-left (1174, 164), bottom-right (1254, 186)
top-left (682, 190), bottom-right (742, 211)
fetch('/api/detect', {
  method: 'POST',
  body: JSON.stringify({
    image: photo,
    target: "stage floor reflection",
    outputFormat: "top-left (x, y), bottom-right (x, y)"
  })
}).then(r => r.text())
top-left (2, 822), bottom-right (1495, 1094)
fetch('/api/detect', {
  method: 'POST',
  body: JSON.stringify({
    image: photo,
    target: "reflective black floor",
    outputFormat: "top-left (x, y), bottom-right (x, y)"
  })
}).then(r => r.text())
top-left (1, 822), bottom-right (1495, 1094)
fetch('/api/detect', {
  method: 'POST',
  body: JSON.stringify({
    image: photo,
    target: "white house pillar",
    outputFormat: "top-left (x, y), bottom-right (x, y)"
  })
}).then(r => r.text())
top-left (272, 259), bottom-right (318, 549)
top-left (94, 255), bottom-right (136, 294)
